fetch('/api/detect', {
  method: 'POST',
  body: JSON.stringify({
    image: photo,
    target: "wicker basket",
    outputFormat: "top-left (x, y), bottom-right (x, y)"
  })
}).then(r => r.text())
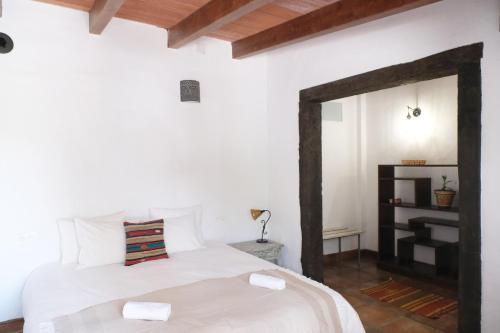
top-left (401, 160), bottom-right (427, 166)
top-left (434, 190), bottom-right (456, 208)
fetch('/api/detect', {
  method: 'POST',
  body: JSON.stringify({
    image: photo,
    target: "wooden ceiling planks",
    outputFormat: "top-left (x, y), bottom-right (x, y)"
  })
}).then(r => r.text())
top-left (273, 0), bottom-right (339, 14)
top-left (115, 0), bottom-right (211, 28)
top-left (168, 0), bottom-right (273, 48)
top-left (36, 0), bottom-right (441, 58)
top-left (232, 0), bottom-right (442, 58)
top-left (38, 0), bottom-right (94, 11)
top-left (210, 3), bottom-right (302, 41)
top-left (37, 0), bottom-right (329, 41)
top-left (90, 0), bottom-right (127, 34)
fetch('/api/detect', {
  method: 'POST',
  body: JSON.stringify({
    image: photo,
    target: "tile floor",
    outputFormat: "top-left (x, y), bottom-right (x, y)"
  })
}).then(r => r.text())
top-left (324, 256), bottom-right (458, 333)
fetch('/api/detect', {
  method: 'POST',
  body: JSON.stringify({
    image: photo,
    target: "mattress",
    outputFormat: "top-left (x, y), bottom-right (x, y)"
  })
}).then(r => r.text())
top-left (22, 242), bottom-right (365, 333)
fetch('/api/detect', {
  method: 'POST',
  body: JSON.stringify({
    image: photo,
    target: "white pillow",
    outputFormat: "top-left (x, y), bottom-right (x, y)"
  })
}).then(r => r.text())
top-left (57, 211), bottom-right (125, 265)
top-left (73, 212), bottom-right (126, 268)
top-left (163, 213), bottom-right (204, 253)
top-left (57, 218), bottom-right (79, 265)
top-left (149, 205), bottom-right (204, 245)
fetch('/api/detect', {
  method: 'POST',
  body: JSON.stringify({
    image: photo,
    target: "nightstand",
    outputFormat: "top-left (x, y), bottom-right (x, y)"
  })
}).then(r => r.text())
top-left (230, 240), bottom-right (283, 265)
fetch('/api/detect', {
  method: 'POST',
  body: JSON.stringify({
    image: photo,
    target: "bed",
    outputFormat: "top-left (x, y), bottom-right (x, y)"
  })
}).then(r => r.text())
top-left (23, 241), bottom-right (365, 333)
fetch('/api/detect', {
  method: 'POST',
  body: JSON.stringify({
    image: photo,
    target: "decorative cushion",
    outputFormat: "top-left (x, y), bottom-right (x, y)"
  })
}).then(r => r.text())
top-left (124, 220), bottom-right (169, 266)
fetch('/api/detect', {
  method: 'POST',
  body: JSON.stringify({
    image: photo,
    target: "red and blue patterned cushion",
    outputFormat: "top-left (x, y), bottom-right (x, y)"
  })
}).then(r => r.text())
top-left (124, 220), bottom-right (169, 266)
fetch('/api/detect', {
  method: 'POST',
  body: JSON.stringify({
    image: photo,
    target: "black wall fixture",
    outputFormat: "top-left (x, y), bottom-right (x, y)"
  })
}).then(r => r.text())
top-left (180, 80), bottom-right (200, 103)
top-left (0, 32), bottom-right (14, 54)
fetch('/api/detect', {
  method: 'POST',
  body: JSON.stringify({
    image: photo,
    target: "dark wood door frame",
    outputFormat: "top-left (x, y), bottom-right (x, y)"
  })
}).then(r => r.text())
top-left (298, 43), bottom-right (483, 333)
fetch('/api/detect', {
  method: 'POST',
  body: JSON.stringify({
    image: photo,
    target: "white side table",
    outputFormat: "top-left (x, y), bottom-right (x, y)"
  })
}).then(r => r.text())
top-left (323, 229), bottom-right (363, 267)
top-left (229, 240), bottom-right (283, 265)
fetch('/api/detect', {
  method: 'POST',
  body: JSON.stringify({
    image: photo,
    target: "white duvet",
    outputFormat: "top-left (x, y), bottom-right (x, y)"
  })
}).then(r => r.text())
top-left (22, 242), bottom-right (365, 333)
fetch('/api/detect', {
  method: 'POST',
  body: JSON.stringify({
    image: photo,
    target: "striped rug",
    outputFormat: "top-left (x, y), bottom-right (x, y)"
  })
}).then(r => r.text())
top-left (360, 278), bottom-right (457, 319)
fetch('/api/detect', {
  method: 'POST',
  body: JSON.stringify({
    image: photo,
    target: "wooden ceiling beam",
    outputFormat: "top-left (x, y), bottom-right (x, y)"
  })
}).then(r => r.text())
top-left (232, 0), bottom-right (441, 59)
top-left (168, 0), bottom-right (272, 49)
top-left (89, 0), bottom-right (127, 34)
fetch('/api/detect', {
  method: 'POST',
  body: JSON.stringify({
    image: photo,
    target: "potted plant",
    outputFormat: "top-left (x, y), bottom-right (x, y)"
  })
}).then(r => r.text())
top-left (434, 175), bottom-right (456, 208)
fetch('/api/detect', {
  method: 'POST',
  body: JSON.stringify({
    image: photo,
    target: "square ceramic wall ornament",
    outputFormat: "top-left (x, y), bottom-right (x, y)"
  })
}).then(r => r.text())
top-left (180, 80), bottom-right (200, 103)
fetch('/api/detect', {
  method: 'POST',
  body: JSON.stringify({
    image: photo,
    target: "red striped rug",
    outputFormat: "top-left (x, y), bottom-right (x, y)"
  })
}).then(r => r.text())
top-left (360, 278), bottom-right (457, 319)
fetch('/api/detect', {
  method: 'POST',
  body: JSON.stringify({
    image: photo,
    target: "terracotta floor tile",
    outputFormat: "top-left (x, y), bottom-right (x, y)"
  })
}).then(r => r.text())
top-left (325, 256), bottom-right (458, 333)
top-left (407, 311), bottom-right (458, 332)
top-left (356, 304), bottom-right (401, 328)
top-left (365, 326), bottom-right (383, 333)
top-left (341, 288), bottom-right (376, 303)
top-left (380, 317), bottom-right (443, 333)
top-left (342, 292), bottom-right (372, 308)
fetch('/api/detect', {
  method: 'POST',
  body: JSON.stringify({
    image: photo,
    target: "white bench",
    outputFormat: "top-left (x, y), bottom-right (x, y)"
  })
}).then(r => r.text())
top-left (323, 228), bottom-right (363, 267)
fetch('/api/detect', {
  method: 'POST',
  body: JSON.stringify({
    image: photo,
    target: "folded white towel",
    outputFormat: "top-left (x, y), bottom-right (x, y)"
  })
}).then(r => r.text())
top-left (249, 273), bottom-right (286, 290)
top-left (122, 302), bottom-right (171, 321)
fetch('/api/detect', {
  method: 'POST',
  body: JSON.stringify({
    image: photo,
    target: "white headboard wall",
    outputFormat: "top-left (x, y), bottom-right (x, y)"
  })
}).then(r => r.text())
top-left (0, 0), bottom-right (269, 321)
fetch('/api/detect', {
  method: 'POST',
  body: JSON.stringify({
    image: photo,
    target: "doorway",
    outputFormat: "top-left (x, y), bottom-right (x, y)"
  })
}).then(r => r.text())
top-left (298, 43), bottom-right (482, 333)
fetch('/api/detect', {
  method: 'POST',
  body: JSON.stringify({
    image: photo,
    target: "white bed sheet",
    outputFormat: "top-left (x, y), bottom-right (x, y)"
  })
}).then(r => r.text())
top-left (22, 242), bottom-right (364, 333)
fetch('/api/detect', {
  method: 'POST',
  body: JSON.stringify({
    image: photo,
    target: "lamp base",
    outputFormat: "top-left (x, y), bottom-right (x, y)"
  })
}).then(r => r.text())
top-left (256, 239), bottom-right (268, 244)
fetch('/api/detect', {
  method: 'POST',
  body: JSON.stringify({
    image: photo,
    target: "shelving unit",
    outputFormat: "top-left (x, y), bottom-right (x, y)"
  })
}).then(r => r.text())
top-left (380, 202), bottom-right (459, 213)
top-left (409, 216), bottom-right (459, 228)
top-left (377, 164), bottom-right (459, 287)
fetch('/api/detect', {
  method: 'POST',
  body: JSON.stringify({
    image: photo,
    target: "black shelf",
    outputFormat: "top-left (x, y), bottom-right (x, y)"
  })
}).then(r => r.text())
top-left (379, 164), bottom-right (458, 168)
top-left (398, 236), bottom-right (451, 248)
top-left (378, 164), bottom-right (459, 286)
top-left (380, 202), bottom-right (459, 213)
top-left (409, 217), bottom-right (459, 228)
top-left (380, 222), bottom-right (429, 232)
top-left (380, 223), bottom-right (414, 231)
top-left (380, 223), bottom-right (431, 241)
top-left (380, 177), bottom-right (432, 181)
top-left (377, 258), bottom-right (457, 288)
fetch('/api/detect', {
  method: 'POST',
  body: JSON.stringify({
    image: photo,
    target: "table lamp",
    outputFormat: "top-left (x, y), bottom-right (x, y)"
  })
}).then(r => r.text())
top-left (250, 209), bottom-right (271, 243)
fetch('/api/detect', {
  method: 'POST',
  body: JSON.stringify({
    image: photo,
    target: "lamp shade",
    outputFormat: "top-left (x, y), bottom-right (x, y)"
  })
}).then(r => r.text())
top-left (0, 33), bottom-right (14, 54)
top-left (250, 209), bottom-right (264, 220)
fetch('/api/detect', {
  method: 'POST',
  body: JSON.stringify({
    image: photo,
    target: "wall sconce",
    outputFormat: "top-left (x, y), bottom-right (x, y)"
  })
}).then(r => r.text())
top-left (406, 82), bottom-right (422, 120)
top-left (0, 32), bottom-right (14, 54)
top-left (406, 106), bottom-right (422, 120)
top-left (180, 80), bottom-right (200, 103)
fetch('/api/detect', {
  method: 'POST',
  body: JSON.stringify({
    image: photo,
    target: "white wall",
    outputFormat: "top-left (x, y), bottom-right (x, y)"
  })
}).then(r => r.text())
top-left (265, 0), bottom-right (500, 331)
top-left (364, 76), bottom-right (459, 257)
top-left (365, 76), bottom-right (458, 166)
top-left (322, 97), bottom-right (363, 255)
top-left (322, 76), bottom-right (458, 257)
top-left (0, 0), bottom-right (268, 321)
